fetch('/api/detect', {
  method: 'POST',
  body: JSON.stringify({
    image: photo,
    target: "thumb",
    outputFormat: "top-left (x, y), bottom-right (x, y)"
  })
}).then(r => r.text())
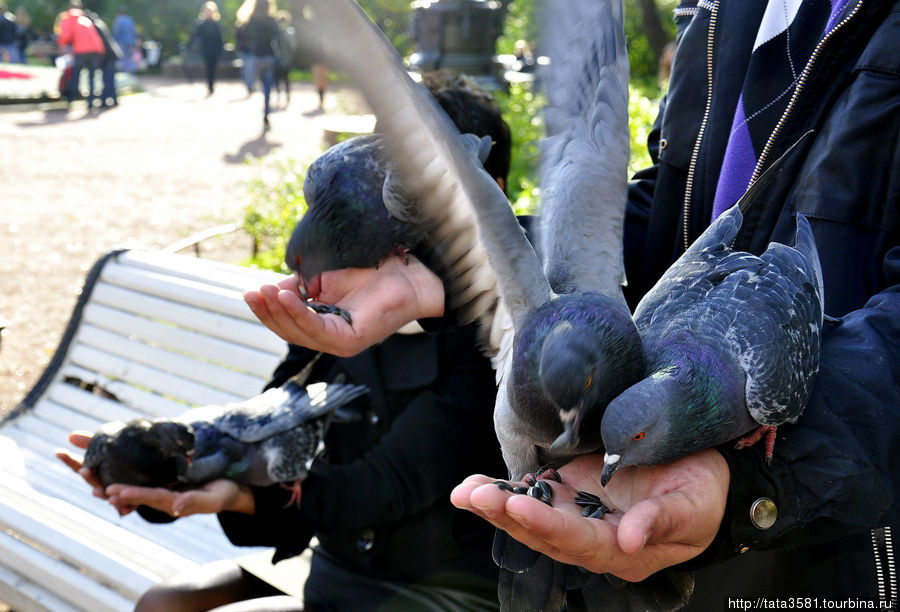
top-left (616, 495), bottom-right (681, 555)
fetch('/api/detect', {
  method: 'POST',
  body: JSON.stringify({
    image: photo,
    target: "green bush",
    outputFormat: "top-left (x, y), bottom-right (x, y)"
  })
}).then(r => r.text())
top-left (241, 157), bottom-right (307, 273)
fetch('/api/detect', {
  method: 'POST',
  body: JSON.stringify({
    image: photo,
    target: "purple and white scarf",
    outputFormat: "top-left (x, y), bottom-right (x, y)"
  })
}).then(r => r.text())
top-left (711, 0), bottom-right (851, 220)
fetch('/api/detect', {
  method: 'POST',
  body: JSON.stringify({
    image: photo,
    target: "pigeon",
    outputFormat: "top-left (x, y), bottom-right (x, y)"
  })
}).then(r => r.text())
top-left (284, 134), bottom-right (420, 321)
top-left (294, 0), bottom-right (640, 484)
top-left (84, 378), bottom-right (368, 520)
top-left (599, 204), bottom-right (825, 486)
top-left (290, 1), bottom-right (683, 610)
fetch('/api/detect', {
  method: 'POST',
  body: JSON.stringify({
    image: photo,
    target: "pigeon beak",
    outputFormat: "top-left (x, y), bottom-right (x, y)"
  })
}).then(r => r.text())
top-left (600, 452), bottom-right (620, 487)
top-left (293, 270), bottom-right (309, 301)
top-left (549, 405), bottom-right (583, 453)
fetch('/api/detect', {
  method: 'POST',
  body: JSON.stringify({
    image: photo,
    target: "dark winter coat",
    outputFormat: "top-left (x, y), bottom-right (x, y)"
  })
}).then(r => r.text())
top-left (189, 18), bottom-right (223, 61)
top-left (622, 0), bottom-right (899, 603)
top-left (218, 325), bottom-right (505, 592)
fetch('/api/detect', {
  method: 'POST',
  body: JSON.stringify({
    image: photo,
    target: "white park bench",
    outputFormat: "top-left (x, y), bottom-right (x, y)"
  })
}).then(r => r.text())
top-left (0, 249), bottom-right (308, 612)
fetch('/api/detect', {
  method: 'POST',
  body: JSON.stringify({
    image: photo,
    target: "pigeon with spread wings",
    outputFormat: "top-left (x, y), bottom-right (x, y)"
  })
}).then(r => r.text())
top-left (295, 0), bottom-right (641, 492)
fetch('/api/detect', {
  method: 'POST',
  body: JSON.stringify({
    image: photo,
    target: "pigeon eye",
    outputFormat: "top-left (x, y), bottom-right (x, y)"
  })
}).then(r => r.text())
top-left (633, 432), bottom-right (645, 441)
top-left (584, 374), bottom-right (593, 390)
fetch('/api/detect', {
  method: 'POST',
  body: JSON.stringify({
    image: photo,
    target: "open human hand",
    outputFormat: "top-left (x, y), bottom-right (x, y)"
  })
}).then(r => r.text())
top-left (450, 449), bottom-right (729, 582)
top-left (56, 431), bottom-right (255, 518)
top-left (56, 430), bottom-right (106, 499)
top-left (244, 255), bottom-right (445, 357)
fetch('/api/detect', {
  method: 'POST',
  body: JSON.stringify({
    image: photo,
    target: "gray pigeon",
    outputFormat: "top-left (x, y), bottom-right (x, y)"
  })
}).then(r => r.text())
top-left (599, 205), bottom-right (825, 486)
top-left (85, 379), bottom-right (368, 513)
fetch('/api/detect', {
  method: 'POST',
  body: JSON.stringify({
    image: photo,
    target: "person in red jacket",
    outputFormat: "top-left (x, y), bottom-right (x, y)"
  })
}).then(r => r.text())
top-left (55, 0), bottom-right (105, 109)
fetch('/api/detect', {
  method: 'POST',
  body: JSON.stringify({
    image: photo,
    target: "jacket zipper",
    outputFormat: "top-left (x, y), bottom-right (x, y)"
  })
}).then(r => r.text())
top-left (682, 0), bottom-right (719, 251)
top-left (749, 0), bottom-right (864, 183)
top-left (872, 526), bottom-right (897, 603)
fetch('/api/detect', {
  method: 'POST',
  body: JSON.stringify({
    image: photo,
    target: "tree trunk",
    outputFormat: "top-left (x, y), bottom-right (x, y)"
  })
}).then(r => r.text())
top-left (635, 0), bottom-right (671, 64)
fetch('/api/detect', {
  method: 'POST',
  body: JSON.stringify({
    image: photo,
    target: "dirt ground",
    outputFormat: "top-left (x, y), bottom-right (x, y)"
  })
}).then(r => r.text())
top-left (0, 74), bottom-right (367, 418)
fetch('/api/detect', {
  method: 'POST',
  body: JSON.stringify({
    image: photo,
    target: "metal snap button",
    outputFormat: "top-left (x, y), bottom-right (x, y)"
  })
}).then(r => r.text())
top-left (750, 497), bottom-right (777, 530)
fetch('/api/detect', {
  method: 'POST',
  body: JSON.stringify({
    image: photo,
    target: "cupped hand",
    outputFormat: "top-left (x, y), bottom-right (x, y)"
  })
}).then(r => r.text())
top-left (450, 449), bottom-right (729, 582)
top-left (56, 431), bottom-right (255, 518)
top-left (244, 255), bottom-right (445, 357)
top-left (56, 430), bottom-right (106, 499)
top-left (105, 479), bottom-right (254, 518)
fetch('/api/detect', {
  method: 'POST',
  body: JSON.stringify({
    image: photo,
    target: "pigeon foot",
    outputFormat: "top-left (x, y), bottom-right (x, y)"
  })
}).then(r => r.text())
top-left (735, 425), bottom-right (778, 463)
top-left (282, 479), bottom-right (303, 508)
top-left (307, 302), bottom-right (353, 324)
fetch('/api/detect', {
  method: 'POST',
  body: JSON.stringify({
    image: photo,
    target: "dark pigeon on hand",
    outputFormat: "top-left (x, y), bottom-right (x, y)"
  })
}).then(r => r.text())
top-left (84, 379), bottom-right (368, 519)
top-left (284, 134), bottom-right (434, 323)
top-left (599, 204), bottom-right (825, 486)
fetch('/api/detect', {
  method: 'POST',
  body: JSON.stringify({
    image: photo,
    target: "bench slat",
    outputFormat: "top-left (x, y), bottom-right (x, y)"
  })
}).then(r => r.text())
top-left (118, 250), bottom-right (286, 292)
top-left (82, 303), bottom-right (281, 380)
top-left (89, 283), bottom-right (287, 355)
top-left (60, 364), bottom-right (189, 419)
top-left (68, 344), bottom-right (243, 408)
top-left (100, 262), bottom-right (268, 324)
top-left (48, 384), bottom-right (152, 424)
top-left (0, 532), bottom-right (131, 612)
top-left (0, 480), bottom-right (171, 598)
top-left (76, 324), bottom-right (269, 398)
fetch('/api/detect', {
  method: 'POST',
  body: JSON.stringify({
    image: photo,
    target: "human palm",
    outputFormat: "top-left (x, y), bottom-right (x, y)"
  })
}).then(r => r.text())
top-left (244, 255), bottom-right (445, 357)
top-left (451, 449), bottom-right (729, 582)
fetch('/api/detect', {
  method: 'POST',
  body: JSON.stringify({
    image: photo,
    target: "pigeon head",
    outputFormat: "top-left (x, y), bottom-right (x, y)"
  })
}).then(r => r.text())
top-left (285, 134), bottom-right (410, 297)
top-left (149, 420), bottom-right (196, 456)
top-left (86, 418), bottom-right (196, 488)
top-left (599, 370), bottom-right (681, 486)
top-left (541, 319), bottom-right (635, 454)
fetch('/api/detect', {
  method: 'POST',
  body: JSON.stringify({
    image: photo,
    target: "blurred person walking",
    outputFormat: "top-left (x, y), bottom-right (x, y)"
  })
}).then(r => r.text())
top-left (187, 1), bottom-right (224, 96)
top-left (14, 7), bottom-right (33, 63)
top-left (56, 0), bottom-right (105, 110)
top-left (0, 3), bottom-right (17, 63)
top-left (86, 9), bottom-right (122, 108)
top-left (235, 0), bottom-right (255, 95)
top-left (112, 5), bottom-right (137, 73)
top-left (273, 9), bottom-right (295, 106)
top-left (244, 0), bottom-right (280, 131)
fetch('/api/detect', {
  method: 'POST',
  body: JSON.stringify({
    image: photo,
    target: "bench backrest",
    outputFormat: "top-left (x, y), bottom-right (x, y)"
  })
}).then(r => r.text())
top-left (0, 249), bottom-right (290, 611)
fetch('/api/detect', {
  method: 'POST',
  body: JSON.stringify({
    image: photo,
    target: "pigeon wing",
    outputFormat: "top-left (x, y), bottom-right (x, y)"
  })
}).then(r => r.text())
top-left (537, 0), bottom-right (630, 299)
top-left (210, 381), bottom-right (368, 443)
top-left (297, 0), bottom-right (552, 338)
top-left (729, 215), bottom-right (824, 426)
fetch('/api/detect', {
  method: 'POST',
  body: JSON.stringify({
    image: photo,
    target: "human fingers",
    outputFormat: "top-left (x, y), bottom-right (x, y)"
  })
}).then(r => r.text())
top-left (106, 484), bottom-right (178, 517)
top-left (55, 449), bottom-right (84, 473)
top-left (450, 474), bottom-right (503, 512)
top-left (68, 431), bottom-right (93, 449)
top-left (171, 480), bottom-right (248, 516)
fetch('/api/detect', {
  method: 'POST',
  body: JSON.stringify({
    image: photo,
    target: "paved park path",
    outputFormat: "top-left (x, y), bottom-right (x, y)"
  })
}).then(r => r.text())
top-left (0, 74), bottom-right (366, 416)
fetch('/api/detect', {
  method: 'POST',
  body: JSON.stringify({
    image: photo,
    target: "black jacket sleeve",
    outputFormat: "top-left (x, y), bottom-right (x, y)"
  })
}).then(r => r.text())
top-left (217, 327), bottom-right (500, 557)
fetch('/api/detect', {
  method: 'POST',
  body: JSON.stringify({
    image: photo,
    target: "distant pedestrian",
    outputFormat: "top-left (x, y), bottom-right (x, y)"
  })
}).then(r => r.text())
top-left (235, 0), bottom-right (255, 95)
top-left (273, 9), bottom-right (295, 105)
top-left (112, 5), bottom-right (137, 73)
top-left (0, 3), bottom-right (17, 63)
top-left (55, 0), bottom-right (105, 110)
top-left (244, 0), bottom-right (280, 131)
top-left (86, 10), bottom-right (122, 108)
top-left (13, 7), bottom-right (33, 64)
top-left (187, 1), bottom-right (224, 96)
